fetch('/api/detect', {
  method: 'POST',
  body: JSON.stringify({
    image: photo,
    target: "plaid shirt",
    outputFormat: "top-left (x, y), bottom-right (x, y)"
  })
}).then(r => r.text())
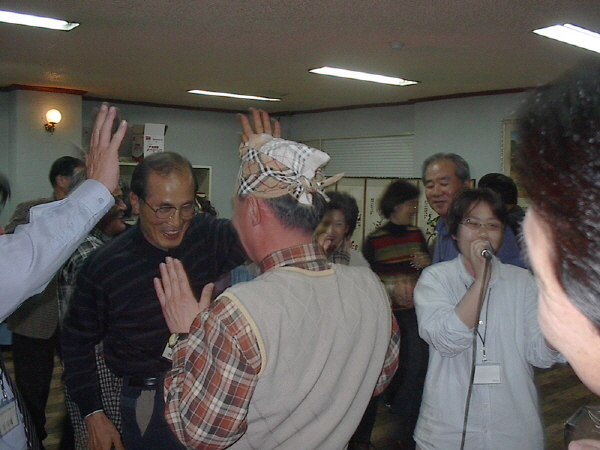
top-left (164, 243), bottom-right (400, 449)
top-left (57, 227), bottom-right (111, 323)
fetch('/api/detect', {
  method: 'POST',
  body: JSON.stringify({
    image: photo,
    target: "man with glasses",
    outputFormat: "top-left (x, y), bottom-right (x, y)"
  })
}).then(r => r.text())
top-left (422, 153), bottom-right (525, 268)
top-left (61, 152), bottom-right (245, 450)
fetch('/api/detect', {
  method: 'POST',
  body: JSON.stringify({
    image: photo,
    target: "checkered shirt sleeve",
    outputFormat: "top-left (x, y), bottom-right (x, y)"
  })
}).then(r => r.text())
top-left (373, 313), bottom-right (401, 397)
top-left (164, 295), bottom-right (261, 450)
top-left (57, 233), bottom-right (106, 323)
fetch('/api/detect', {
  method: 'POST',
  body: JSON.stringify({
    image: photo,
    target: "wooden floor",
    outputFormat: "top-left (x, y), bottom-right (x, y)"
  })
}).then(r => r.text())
top-left (2, 352), bottom-right (598, 450)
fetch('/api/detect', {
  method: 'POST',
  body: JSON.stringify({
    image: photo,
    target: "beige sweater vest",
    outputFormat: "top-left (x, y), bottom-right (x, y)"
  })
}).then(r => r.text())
top-left (226, 263), bottom-right (392, 450)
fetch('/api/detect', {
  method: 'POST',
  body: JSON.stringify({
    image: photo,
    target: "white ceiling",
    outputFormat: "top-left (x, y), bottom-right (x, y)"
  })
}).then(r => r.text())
top-left (2, 0), bottom-right (600, 113)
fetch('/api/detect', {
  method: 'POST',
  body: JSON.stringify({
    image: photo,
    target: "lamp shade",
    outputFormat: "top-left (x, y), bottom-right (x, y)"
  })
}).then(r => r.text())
top-left (46, 109), bottom-right (62, 124)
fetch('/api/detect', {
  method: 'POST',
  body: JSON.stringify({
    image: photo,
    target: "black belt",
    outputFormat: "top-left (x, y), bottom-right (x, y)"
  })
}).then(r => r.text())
top-left (127, 375), bottom-right (159, 387)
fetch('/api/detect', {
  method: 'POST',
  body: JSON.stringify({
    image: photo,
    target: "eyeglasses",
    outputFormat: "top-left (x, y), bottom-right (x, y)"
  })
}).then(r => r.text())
top-left (459, 218), bottom-right (503, 232)
top-left (142, 200), bottom-right (197, 219)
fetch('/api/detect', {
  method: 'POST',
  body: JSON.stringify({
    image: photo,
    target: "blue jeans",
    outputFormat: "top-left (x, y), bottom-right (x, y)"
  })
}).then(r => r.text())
top-left (120, 377), bottom-right (185, 450)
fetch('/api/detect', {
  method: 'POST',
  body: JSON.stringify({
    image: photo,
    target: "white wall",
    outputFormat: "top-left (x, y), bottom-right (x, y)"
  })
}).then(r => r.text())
top-left (288, 93), bottom-right (527, 181)
top-left (413, 92), bottom-right (527, 181)
top-left (2, 91), bottom-right (529, 225)
top-left (289, 104), bottom-right (414, 140)
top-left (82, 101), bottom-right (243, 218)
top-left (1, 90), bottom-right (82, 224)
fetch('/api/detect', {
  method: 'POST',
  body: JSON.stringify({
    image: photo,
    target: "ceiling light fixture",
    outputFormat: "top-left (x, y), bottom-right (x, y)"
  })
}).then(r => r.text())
top-left (309, 67), bottom-right (418, 86)
top-left (0, 9), bottom-right (79, 31)
top-left (187, 90), bottom-right (281, 102)
top-left (533, 24), bottom-right (600, 54)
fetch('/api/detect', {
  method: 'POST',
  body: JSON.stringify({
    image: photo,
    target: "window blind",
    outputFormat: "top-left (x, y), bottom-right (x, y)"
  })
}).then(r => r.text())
top-left (318, 135), bottom-right (414, 178)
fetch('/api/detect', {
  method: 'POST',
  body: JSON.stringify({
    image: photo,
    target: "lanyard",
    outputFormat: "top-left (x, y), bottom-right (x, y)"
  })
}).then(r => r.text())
top-left (476, 288), bottom-right (491, 361)
top-left (464, 280), bottom-right (492, 362)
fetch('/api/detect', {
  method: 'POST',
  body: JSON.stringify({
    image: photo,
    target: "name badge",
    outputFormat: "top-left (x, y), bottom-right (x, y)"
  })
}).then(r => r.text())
top-left (0, 398), bottom-right (19, 436)
top-left (162, 343), bottom-right (173, 361)
top-left (473, 363), bottom-right (502, 384)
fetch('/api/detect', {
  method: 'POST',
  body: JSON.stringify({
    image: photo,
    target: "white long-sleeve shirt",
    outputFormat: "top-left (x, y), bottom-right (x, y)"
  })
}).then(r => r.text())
top-left (0, 179), bottom-right (113, 321)
top-left (413, 255), bottom-right (564, 450)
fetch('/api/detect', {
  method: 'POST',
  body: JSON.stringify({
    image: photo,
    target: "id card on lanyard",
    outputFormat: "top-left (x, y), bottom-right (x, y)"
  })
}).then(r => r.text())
top-left (0, 372), bottom-right (19, 437)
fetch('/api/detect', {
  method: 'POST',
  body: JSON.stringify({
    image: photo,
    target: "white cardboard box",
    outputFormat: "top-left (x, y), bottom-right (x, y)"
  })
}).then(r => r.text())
top-left (132, 123), bottom-right (167, 158)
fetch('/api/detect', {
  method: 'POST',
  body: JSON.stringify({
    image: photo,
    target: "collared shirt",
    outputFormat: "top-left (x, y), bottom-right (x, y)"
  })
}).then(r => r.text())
top-left (164, 243), bottom-right (400, 450)
top-left (329, 240), bottom-right (370, 268)
top-left (432, 218), bottom-right (526, 268)
top-left (57, 226), bottom-right (111, 323)
top-left (413, 256), bottom-right (564, 450)
top-left (0, 180), bottom-right (113, 318)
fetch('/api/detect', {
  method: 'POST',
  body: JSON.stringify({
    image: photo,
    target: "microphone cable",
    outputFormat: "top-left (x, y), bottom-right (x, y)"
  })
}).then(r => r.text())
top-left (459, 255), bottom-right (492, 450)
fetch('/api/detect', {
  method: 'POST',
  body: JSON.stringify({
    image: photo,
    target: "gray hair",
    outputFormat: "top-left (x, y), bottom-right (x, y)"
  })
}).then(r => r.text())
top-left (238, 192), bottom-right (326, 234)
top-left (67, 170), bottom-right (129, 197)
top-left (422, 153), bottom-right (470, 183)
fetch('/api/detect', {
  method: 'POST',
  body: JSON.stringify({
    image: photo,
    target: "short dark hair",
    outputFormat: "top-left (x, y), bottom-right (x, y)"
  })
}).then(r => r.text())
top-left (422, 153), bottom-right (470, 183)
top-left (515, 60), bottom-right (600, 328)
top-left (255, 193), bottom-right (326, 234)
top-left (131, 152), bottom-right (198, 200)
top-left (478, 173), bottom-right (518, 205)
top-left (49, 156), bottom-right (84, 187)
top-left (447, 188), bottom-right (506, 239)
top-left (0, 172), bottom-right (10, 213)
top-left (325, 191), bottom-right (359, 237)
top-left (379, 180), bottom-right (420, 219)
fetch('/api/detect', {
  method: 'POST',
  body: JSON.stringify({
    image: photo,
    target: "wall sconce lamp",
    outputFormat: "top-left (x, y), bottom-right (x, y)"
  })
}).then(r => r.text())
top-left (45, 109), bottom-right (62, 132)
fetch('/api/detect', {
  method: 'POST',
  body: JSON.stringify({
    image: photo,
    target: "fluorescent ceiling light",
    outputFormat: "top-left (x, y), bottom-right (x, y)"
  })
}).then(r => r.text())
top-left (188, 89), bottom-right (280, 102)
top-left (533, 24), bottom-right (600, 54)
top-left (0, 9), bottom-right (79, 31)
top-left (309, 67), bottom-right (418, 86)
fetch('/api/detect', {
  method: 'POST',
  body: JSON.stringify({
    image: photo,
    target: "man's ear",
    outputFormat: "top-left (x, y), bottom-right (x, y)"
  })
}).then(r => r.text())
top-left (247, 195), bottom-right (262, 227)
top-left (130, 192), bottom-right (141, 215)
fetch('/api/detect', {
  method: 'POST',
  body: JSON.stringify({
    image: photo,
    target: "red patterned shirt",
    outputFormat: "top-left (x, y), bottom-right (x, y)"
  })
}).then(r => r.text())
top-left (164, 243), bottom-right (400, 449)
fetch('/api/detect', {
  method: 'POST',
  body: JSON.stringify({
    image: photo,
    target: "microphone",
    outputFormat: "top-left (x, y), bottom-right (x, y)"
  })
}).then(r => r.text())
top-left (481, 247), bottom-right (493, 261)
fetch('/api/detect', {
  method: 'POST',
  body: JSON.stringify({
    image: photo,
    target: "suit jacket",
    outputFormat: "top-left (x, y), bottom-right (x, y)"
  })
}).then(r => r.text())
top-left (6, 196), bottom-right (60, 339)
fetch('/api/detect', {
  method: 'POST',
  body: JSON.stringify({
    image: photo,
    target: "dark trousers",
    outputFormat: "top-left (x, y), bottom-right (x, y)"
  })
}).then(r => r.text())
top-left (350, 395), bottom-right (380, 444)
top-left (385, 309), bottom-right (429, 445)
top-left (121, 377), bottom-right (185, 450)
top-left (12, 330), bottom-right (75, 449)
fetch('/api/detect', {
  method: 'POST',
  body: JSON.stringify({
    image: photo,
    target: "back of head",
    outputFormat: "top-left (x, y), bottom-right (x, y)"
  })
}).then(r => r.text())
top-left (49, 156), bottom-right (84, 187)
top-left (131, 152), bottom-right (197, 200)
top-left (236, 135), bottom-right (341, 234)
top-left (478, 173), bottom-right (518, 206)
top-left (379, 179), bottom-right (420, 219)
top-left (325, 191), bottom-right (359, 237)
top-left (421, 153), bottom-right (470, 183)
top-left (264, 193), bottom-right (326, 234)
top-left (515, 60), bottom-right (600, 327)
top-left (446, 188), bottom-right (506, 238)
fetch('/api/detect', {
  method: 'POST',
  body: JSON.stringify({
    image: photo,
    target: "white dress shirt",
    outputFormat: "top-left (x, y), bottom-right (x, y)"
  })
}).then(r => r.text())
top-left (0, 180), bottom-right (113, 321)
top-left (414, 255), bottom-right (564, 450)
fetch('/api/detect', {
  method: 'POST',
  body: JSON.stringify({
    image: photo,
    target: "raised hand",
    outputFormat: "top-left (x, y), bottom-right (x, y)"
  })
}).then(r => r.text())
top-left (86, 103), bottom-right (128, 193)
top-left (239, 109), bottom-right (281, 143)
top-left (154, 257), bottom-right (212, 333)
